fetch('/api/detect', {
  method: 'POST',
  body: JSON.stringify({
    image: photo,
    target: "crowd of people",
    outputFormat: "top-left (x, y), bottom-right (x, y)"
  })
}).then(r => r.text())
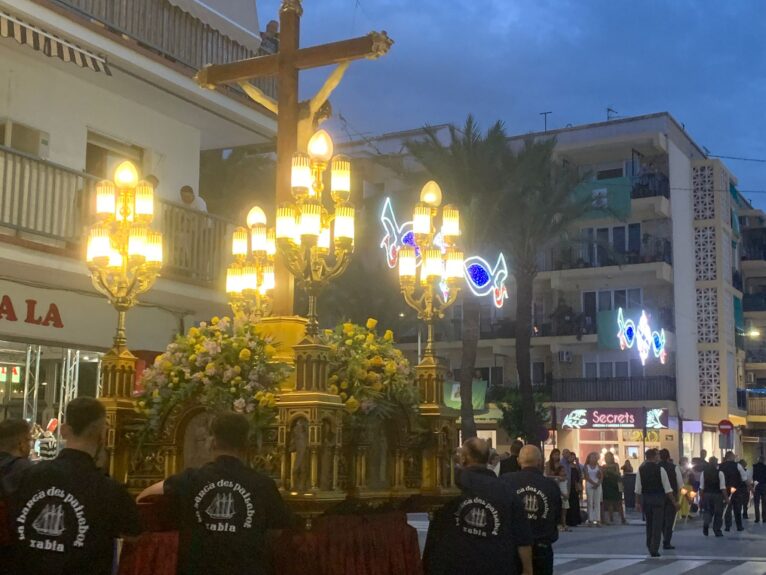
top-left (1, 406), bottom-right (766, 575)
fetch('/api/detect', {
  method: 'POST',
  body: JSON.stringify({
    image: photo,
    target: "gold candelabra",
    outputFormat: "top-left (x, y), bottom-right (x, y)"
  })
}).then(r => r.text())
top-left (86, 161), bottom-right (163, 359)
top-left (276, 129), bottom-right (355, 338)
top-left (226, 206), bottom-right (277, 320)
top-left (398, 181), bottom-right (463, 362)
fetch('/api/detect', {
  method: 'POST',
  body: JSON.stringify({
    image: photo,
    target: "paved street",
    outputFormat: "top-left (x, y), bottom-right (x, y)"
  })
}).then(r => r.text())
top-left (410, 511), bottom-right (766, 574)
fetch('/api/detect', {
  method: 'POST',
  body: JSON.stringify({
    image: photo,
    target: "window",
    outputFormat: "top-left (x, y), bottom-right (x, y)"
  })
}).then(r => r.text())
top-left (532, 362), bottom-right (545, 385)
top-left (615, 361), bottom-right (629, 377)
top-left (597, 167), bottom-right (623, 180)
top-left (628, 223), bottom-right (641, 254)
top-left (599, 362), bottom-right (613, 378)
top-left (86, 131), bottom-right (143, 179)
top-left (585, 362), bottom-right (598, 379)
top-left (583, 357), bottom-right (643, 378)
top-left (581, 223), bottom-right (641, 266)
top-left (0, 120), bottom-right (49, 157)
top-left (584, 288), bottom-right (642, 315)
top-left (490, 366), bottom-right (504, 387)
top-left (598, 290), bottom-right (612, 311)
top-left (613, 226), bottom-right (626, 254)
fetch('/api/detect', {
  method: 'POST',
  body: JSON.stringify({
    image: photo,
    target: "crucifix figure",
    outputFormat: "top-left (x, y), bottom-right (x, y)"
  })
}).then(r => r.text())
top-left (196, 0), bottom-right (393, 315)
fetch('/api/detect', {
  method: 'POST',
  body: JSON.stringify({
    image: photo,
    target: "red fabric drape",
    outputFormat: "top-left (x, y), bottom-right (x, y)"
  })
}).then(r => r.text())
top-left (117, 499), bottom-right (423, 575)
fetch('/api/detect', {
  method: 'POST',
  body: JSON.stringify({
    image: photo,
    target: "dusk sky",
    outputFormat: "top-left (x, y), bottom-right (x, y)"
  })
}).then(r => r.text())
top-left (258, 0), bottom-right (766, 209)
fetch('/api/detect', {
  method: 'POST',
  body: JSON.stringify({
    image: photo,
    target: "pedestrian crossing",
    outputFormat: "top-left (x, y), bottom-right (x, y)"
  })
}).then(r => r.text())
top-left (554, 555), bottom-right (766, 574)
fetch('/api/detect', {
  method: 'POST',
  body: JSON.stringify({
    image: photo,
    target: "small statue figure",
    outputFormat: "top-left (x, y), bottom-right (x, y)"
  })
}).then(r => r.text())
top-left (318, 419), bottom-right (335, 491)
top-left (289, 418), bottom-right (309, 492)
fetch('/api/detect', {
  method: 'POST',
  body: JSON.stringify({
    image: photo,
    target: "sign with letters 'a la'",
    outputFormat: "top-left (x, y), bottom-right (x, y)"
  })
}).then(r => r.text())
top-left (558, 407), bottom-right (668, 430)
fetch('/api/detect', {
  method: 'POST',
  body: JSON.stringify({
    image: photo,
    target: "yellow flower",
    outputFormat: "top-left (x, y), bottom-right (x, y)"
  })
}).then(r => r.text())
top-left (355, 334), bottom-right (365, 342)
top-left (340, 392), bottom-right (348, 401)
top-left (366, 318), bottom-right (378, 330)
top-left (259, 396), bottom-right (269, 407)
top-left (366, 333), bottom-right (375, 344)
top-left (255, 391), bottom-right (265, 400)
top-left (264, 344), bottom-right (277, 358)
top-left (233, 365), bottom-right (241, 374)
top-left (329, 384), bottom-right (339, 394)
top-left (372, 381), bottom-right (383, 392)
top-left (365, 371), bottom-right (379, 384)
top-left (161, 360), bottom-right (173, 372)
top-left (189, 354), bottom-right (197, 363)
top-left (267, 396), bottom-right (277, 408)
top-left (239, 348), bottom-right (252, 362)
top-left (324, 329), bottom-right (334, 337)
top-left (211, 316), bottom-right (220, 325)
top-left (371, 356), bottom-right (384, 368)
top-left (340, 380), bottom-right (349, 390)
top-left (188, 327), bottom-right (199, 338)
top-left (384, 361), bottom-right (397, 376)
top-left (194, 344), bottom-right (204, 354)
top-left (329, 374), bottom-right (339, 384)
top-left (230, 387), bottom-right (236, 394)
top-left (345, 396), bottom-right (360, 413)
top-left (342, 322), bottom-right (354, 336)
top-left (345, 339), bottom-right (353, 346)
top-left (384, 330), bottom-right (394, 342)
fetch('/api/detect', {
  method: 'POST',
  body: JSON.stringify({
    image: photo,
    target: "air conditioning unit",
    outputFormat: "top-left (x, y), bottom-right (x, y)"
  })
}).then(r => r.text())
top-left (558, 351), bottom-right (572, 364)
top-left (747, 372), bottom-right (755, 384)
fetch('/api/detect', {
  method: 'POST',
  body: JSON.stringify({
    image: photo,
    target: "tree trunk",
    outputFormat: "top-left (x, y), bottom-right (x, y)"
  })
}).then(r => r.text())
top-left (514, 269), bottom-right (538, 445)
top-left (458, 296), bottom-right (480, 440)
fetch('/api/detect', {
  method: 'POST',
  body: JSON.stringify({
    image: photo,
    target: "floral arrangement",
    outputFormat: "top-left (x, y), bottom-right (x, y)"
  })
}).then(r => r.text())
top-left (135, 316), bottom-right (292, 439)
top-left (320, 318), bottom-right (418, 422)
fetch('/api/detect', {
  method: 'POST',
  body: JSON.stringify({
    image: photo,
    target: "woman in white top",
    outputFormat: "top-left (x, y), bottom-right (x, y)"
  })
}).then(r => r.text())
top-left (584, 452), bottom-right (603, 526)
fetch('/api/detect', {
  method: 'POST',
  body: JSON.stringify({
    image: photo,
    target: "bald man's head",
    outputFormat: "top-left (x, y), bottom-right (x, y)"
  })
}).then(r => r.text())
top-left (518, 445), bottom-right (542, 468)
top-left (460, 437), bottom-right (490, 467)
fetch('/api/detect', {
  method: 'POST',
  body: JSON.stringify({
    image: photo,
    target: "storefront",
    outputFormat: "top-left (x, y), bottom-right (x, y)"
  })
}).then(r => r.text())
top-left (555, 407), bottom-right (678, 468)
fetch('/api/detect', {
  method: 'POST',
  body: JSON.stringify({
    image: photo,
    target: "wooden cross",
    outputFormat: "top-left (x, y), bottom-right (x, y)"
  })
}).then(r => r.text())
top-left (195, 0), bottom-right (392, 315)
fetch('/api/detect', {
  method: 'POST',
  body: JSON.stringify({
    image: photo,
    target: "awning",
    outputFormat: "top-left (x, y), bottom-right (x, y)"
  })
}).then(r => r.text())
top-left (0, 12), bottom-right (111, 75)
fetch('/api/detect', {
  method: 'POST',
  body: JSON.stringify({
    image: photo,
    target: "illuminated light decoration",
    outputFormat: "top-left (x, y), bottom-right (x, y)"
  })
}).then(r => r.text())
top-left (463, 253), bottom-right (509, 309)
top-left (616, 307), bottom-right (667, 365)
top-left (379, 197), bottom-right (416, 268)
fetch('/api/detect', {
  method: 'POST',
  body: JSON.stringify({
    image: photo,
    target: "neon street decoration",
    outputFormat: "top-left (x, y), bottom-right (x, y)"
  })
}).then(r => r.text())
top-left (379, 197), bottom-right (508, 308)
top-left (616, 307), bottom-right (667, 365)
top-left (464, 254), bottom-right (508, 309)
top-left (558, 408), bottom-right (668, 430)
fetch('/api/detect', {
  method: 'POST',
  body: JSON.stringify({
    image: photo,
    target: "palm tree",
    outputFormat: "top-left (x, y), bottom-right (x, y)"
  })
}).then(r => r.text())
top-left (495, 137), bottom-right (590, 443)
top-left (406, 116), bottom-right (508, 439)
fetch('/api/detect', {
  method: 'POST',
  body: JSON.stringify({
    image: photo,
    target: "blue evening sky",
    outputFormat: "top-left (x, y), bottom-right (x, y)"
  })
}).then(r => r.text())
top-left (257, 0), bottom-right (766, 209)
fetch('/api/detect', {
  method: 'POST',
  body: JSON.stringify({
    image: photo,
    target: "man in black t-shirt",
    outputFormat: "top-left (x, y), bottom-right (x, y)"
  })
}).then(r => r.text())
top-left (138, 412), bottom-right (293, 575)
top-left (423, 437), bottom-right (533, 575)
top-left (720, 451), bottom-right (748, 532)
top-left (753, 456), bottom-right (766, 523)
top-left (499, 440), bottom-right (523, 475)
top-left (10, 398), bottom-right (142, 575)
top-left (0, 419), bottom-right (32, 496)
top-left (502, 445), bottom-right (561, 575)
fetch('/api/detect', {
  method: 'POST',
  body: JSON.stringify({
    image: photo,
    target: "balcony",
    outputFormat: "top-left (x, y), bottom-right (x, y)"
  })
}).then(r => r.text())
top-left (544, 236), bottom-right (672, 272)
top-left (631, 173), bottom-right (669, 200)
top-left (744, 293), bottom-right (766, 313)
top-left (552, 376), bottom-right (676, 402)
top-left (747, 392), bottom-right (766, 420)
top-left (55, 0), bottom-right (276, 97)
top-left (746, 348), bottom-right (766, 367)
top-left (0, 145), bottom-right (230, 287)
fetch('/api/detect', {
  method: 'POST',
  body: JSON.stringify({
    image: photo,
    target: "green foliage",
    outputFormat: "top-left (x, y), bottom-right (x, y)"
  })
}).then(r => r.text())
top-left (497, 388), bottom-right (551, 442)
top-left (135, 315), bottom-right (292, 440)
top-left (320, 319), bottom-right (418, 424)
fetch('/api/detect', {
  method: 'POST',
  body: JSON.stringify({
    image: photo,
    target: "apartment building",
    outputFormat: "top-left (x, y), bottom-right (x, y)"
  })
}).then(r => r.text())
top-left (0, 0), bottom-right (275, 420)
top-left (344, 112), bottom-right (755, 463)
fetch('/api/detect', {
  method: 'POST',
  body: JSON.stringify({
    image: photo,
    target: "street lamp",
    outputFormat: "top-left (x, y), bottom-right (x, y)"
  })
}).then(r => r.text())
top-left (276, 129), bottom-right (355, 338)
top-left (398, 180), bottom-right (463, 361)
top-left (85, 160), bottom-right (162, 481)
top-left (226, 206), bottom-right (277, 319)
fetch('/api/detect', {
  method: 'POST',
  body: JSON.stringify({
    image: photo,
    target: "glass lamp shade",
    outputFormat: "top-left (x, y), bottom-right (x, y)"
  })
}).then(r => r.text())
top-left (232, 227), bottom-right (248, 256)
top-left (134, 181), bottom-right (154, 219)
top-left (146, 231), bottom-right (163, 265)
top-left (441, 205), bottom-right (460, 238)
top-left (276, 205), bottom-right (298, 242)
top-left (96, 181), bottom-right (116, 216)
top-left (128, 227), bottom-right (148, 259)
top-left (330, 155), bottom-right (351, 203)
top-left (420, 180), bottom-right (443, 207)
top-left (398, 247), bottom-right (417, 280)
top-left (107, 248), bottom-right (123, 269)
top-left (260, 264), bottom-right (276, 294)
top-left (250, 223), bottom-right (268, 253)
top-left (266, 228), bottom-right (276, 256)
top-left (333, 205), bottom-right (355, 244)
top-left (246, 206), bottom-right (267, 228)
top-left (114, 160), bottom-right (139, 188)
top-left (299, 201), bottom-right (322, 238)
top-left (423, 248), bottom-right (444, 280)
top-left (317, 226), bottom-right (331, 251)
top-left (307, 129), bottom-right (334, 162)
top-left (226, 266), bottom-right (243, 294)
top-left (291, 154), bottom-right (312, 197)
top-left (445, 250), bottom-right (464, 280)
top-left (86, 227), bottom-right (111, 262)
top-left (413, 203), bottom-right (432, 235)
top-left (242, 265), bottom-right (258, 291)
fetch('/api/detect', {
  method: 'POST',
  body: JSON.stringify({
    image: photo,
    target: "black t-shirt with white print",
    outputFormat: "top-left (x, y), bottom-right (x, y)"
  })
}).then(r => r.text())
top-left (9, 448), bottom-right (142, 575)
top-left (164, 455), bottom-right (292, 575)
top-left (423, 466), bottom-right (534, 575)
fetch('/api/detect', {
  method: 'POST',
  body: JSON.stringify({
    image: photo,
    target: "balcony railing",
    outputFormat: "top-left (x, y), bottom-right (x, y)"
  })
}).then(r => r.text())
top-left (552, 376), bottom-right (676, 402)
top-left (542, 236), bottom-right (672, 272)
top-left (744, 293), bottom-right (766, 312)
top-left (742, 228), bottom-right (766, 261)
top-left (631, 173), bottom-right (670, 200)
top-left (0, 145), bottom-right (230, 287)
top-left (748, 393), bottom-right (766, 416)
top-left (746, 348), bottom-right (766, 364)
top-left (54, 0), bottom-right (276, 97)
